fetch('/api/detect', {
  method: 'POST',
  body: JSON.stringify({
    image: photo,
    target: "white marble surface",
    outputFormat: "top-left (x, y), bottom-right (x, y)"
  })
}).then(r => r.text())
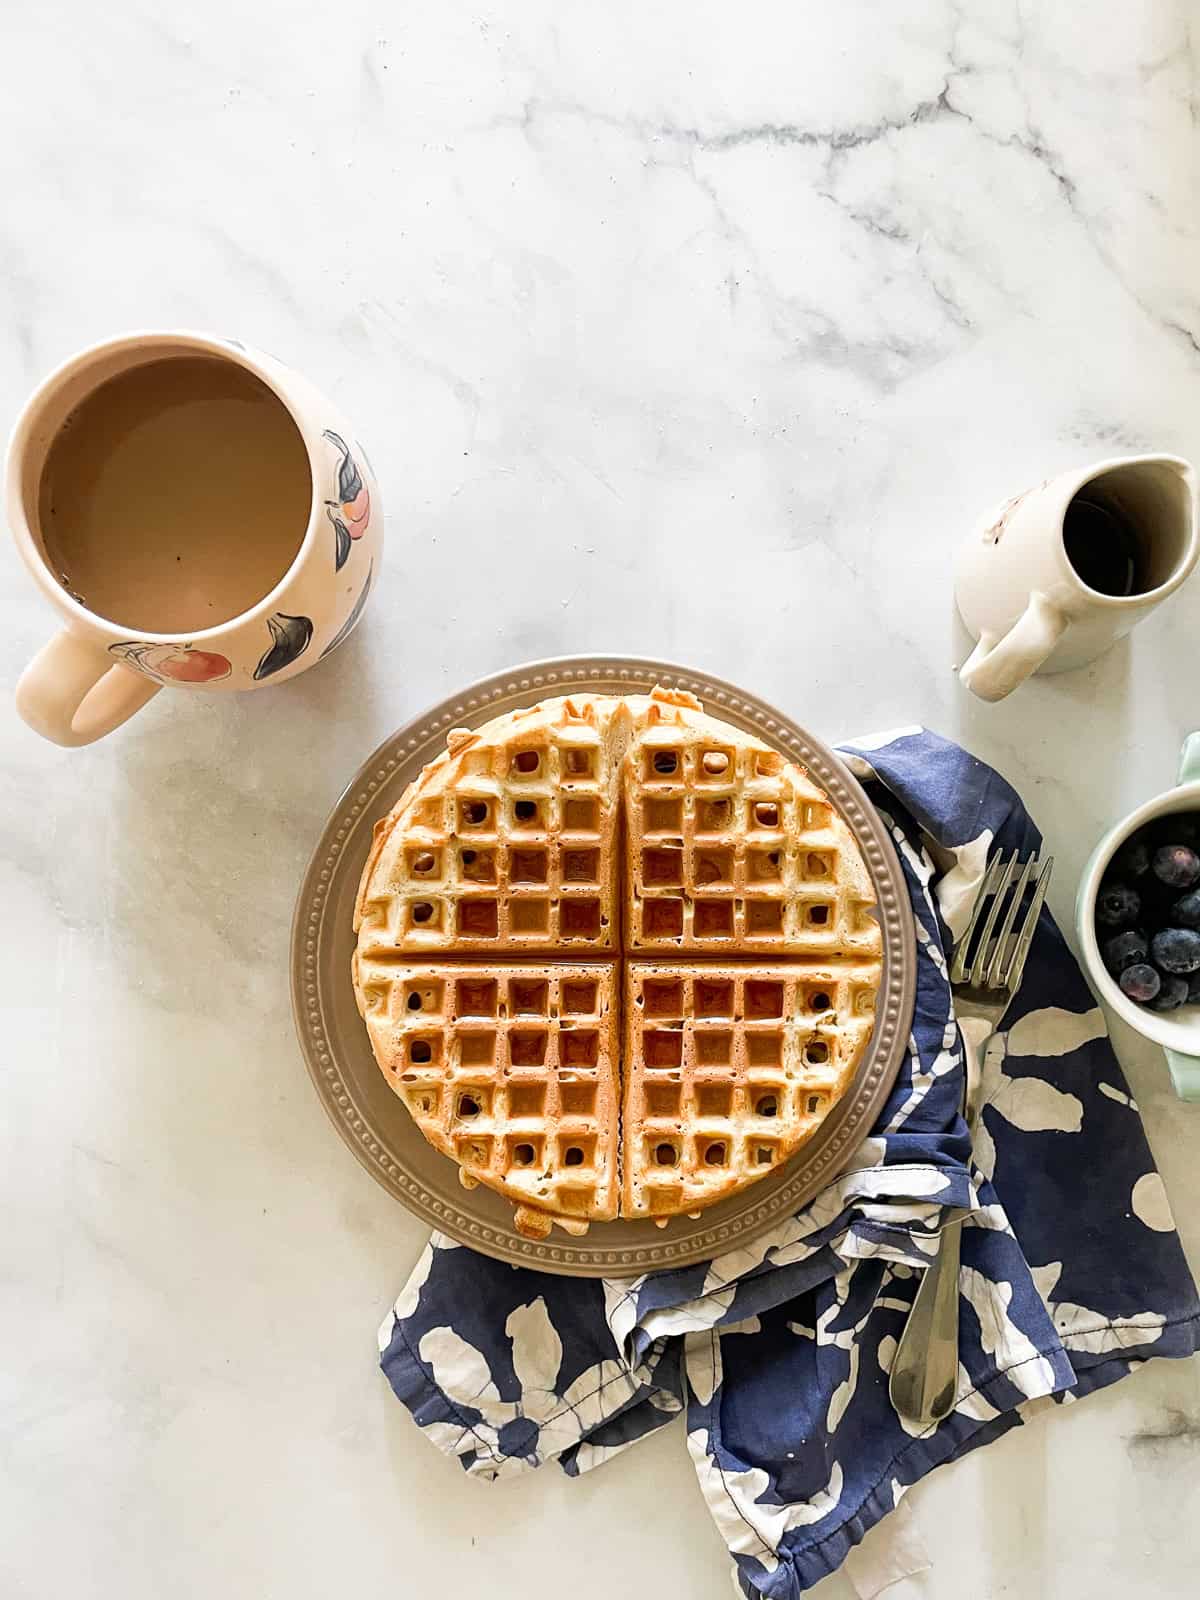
top-left (3, 2), bottom-right (1200, 1595)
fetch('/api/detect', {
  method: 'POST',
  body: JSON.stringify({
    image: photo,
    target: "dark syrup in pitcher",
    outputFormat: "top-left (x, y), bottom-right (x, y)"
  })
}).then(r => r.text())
top-left (1062, 496), bottom-right (1144, 597)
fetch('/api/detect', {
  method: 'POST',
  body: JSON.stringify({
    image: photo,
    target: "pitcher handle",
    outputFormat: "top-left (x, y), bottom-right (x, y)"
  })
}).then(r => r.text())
top-left (959, 591), bottom-right (1069, 703)
top-left (15, 631), bottom-right (160, 747)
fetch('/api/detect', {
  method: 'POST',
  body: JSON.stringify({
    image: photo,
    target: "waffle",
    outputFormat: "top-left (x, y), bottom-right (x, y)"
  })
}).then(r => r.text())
top-left (621, 961), bottom-right (878, 1217)
top-left (351, 958), bottom-right (620, 1237)
top-left (355, 695), bottom-right (628, 955)
top-left (624, 695), bottom-right (882, 958)
top-left (352, 686), bottom-right (884, 1234)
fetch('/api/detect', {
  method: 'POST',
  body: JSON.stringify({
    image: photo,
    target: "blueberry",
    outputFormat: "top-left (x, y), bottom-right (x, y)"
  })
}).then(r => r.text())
top-left (1173, 890), bottom-right (1200, 929)
top-left (1111, 838), bottom-right (1150, 879)
top-left (1152, 844), bottom-right (1200, 889)
top-left (1150, 975), bottom-right (1189, 1012)
top-left (1188, 971), bottom-right (1200, 1005)
top-left (1154, 815), bottom-right (1200, 848)
top-left (1138, 877), bottom-right (1179, 925)
top-left (1102, 929), bottom-right (1148, 974)
top-left (1119, 963), bottom-right (1161, 1003)
top-left (1151, 926), bottom-right (1200, 973)
top-left (1095, 884), bottom-right (1140, 927)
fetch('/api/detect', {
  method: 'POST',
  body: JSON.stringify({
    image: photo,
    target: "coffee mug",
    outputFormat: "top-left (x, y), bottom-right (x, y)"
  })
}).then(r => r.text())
top-left (955, 454), bottom-right (1197, 702)
top-left (1076, 735), bottom-right (1200, 1102)
top-left (6, 331), bottom-right (381, 746)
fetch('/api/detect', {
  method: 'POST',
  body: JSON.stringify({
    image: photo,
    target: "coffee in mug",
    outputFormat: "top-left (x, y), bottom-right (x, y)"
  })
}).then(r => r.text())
top-left (38, 355), bottom-right (311, 634)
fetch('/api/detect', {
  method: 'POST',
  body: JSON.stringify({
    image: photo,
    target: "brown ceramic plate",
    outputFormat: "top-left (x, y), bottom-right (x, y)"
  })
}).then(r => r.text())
top-left (291, 656), bottom-right (915, 1277)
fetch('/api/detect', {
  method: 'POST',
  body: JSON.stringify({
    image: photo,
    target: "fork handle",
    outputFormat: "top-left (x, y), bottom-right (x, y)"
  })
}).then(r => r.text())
top-left (889, 1017), bottom-right (991, 1426)
top-left (889, 1217), bottom-right (964, 1425)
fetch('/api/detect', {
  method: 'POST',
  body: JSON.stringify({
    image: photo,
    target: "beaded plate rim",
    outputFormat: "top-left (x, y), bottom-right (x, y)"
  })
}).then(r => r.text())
top-left (290, 655), bottom-right (916, 1278)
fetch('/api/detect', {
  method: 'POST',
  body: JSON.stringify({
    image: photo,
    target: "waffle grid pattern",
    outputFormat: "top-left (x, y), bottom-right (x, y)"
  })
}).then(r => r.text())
top-left (356, 709), bottom-right (619, 953)
top-left (623, 964), bottom-right (877, 1215)
top-left (627, 726), bottom-right (877, 953)
top-left (357, 963), bottom-right (620, 1223)
top-left (354, 692), bottom-right (883, 1234)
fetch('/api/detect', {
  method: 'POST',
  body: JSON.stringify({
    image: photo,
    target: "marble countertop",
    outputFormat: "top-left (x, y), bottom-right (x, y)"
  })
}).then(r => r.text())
top-left (3, 3), bottom-right (1199, 1596)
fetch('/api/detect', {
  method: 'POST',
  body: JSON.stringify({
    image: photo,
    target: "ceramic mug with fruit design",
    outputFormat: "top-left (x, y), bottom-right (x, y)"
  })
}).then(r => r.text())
top-left (6, 331), bottom-right (381, 747)
top-left (1076, 733), bottom-right (1200, 1102)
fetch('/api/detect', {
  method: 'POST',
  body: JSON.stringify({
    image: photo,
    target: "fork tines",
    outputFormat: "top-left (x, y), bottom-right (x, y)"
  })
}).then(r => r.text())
top-left (949, 850), bottom-right (1053, 993)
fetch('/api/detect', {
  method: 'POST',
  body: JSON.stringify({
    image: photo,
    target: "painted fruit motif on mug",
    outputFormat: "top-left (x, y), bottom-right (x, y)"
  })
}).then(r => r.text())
top-left (109, 640), bottom-right (232, 683)
top-left (323, 429), bottom-right (370, 570)
top-left (320, 559), bottom-right (374, 659)
top-left (327, 505), bottom-right (352, 572)
top-left (254, 611), bottom-right (313, 680)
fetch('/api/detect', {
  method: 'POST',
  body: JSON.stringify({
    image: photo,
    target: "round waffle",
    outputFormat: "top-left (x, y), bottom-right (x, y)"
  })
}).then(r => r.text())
top-left (352, 687), bottom-right (883, 1238)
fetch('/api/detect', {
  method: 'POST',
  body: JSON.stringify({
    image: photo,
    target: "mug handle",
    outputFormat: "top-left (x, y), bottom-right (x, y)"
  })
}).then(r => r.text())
top-left (1163, 732), bottom-right (1200, 1101)
top-left (15, 631), bottom-right (160, 748)
top-left (959, 591), bottom-right (1069, 703)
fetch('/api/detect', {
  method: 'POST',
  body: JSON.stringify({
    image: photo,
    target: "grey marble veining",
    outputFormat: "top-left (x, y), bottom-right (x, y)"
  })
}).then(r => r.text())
top-left (2, 3), bottom-right (1198, 1596)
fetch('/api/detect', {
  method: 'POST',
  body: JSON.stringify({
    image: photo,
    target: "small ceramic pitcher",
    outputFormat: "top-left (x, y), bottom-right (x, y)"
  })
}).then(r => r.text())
top-left (956, 454), bottom-right (1197, 702)
top-left (6, 331), bottom-right (381, 747)
top-left (1076, 734), bottom-right (1200, 1102)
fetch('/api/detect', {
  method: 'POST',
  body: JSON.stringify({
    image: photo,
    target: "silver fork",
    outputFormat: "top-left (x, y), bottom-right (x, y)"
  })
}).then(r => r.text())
top-left (888, 847), bottom-right (1054, 1428)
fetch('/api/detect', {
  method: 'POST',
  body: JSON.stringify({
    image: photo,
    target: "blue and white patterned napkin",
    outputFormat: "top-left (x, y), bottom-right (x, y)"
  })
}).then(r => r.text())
top-left (378, 729), bottom-right (1200, 1598)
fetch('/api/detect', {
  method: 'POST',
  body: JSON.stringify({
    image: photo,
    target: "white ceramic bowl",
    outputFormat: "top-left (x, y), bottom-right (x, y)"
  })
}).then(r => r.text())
top-left (1075, 733), bottom-right (1200, 1101)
